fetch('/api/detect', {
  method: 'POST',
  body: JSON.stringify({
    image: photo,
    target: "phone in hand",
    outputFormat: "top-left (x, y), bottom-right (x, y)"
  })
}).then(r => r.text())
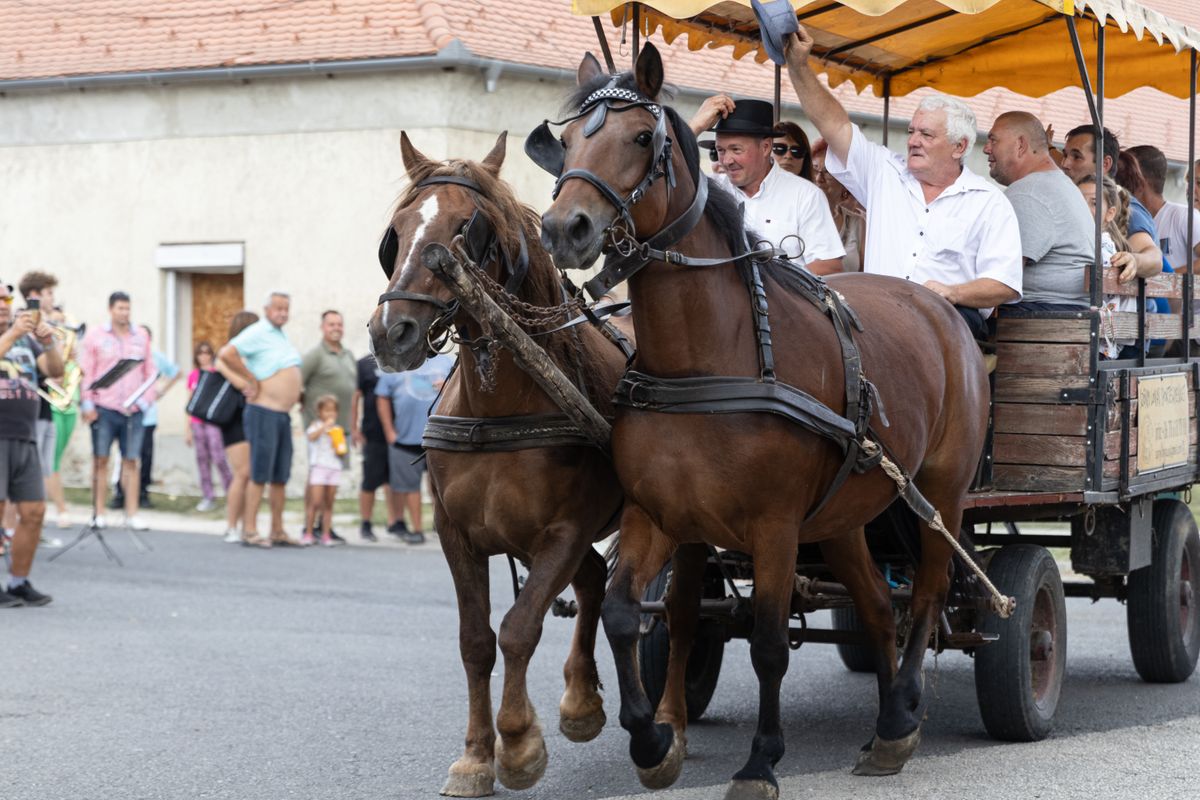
top-left (26, 297), bottom-right (40, 326)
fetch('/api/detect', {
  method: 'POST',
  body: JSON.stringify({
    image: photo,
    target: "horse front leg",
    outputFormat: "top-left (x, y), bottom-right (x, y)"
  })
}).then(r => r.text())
top-left (437, 511), bottom-right (498, 798)
top-left (493, 523), bottom-right (592, 790)
top-left (724, 529), bottom-right (798, 800)
top-left (600, 504), bottom-right (683, 790)
top-left (559, 544), bottom-right (608, 743)
top-left (653, 543), bottom-right (708, 737)
top-left (856, 502), bottom-right (961, 776)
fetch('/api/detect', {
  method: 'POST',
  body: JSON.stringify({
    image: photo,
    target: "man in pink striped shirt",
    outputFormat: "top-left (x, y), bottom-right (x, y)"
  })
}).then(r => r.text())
top-left (78, 291), bottom-right (157, 530)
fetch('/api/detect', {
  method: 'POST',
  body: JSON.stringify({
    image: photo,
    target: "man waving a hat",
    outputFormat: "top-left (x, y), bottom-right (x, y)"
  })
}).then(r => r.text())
top-left (690, 96), bottom-right (844, 275)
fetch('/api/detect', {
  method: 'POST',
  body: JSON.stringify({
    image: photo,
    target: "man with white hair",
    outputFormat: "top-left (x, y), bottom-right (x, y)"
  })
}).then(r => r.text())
top-left (217, 291), bottom-right (302, 547)
top-left (784, 26), bottom-right (1021, 337)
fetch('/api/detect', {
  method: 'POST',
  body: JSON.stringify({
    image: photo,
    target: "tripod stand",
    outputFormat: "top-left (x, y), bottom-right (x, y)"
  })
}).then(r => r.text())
top-left (49, 452), bottom-right (151, 568)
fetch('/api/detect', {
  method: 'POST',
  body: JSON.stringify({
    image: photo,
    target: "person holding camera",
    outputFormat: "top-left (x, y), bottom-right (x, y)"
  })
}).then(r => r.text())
top-left (0, 278), bottom-right (63, 607)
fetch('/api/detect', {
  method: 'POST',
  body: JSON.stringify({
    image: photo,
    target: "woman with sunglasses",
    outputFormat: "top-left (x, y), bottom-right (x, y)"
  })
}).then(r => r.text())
top-left (772, 121), bottom-right (815, 182)
top-left (812, 138), bottom-right (866, 272)
top-left (185, 340), bottom-right (233, 514)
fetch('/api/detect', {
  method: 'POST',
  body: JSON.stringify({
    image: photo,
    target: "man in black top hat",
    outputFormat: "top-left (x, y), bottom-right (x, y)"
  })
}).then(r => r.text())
top-left (690, 95), bottom-right (844, 274)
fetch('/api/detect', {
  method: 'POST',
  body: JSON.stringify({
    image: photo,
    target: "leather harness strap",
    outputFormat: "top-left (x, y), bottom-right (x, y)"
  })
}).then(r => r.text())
top-left (423, 413), bottom-right (602, 453)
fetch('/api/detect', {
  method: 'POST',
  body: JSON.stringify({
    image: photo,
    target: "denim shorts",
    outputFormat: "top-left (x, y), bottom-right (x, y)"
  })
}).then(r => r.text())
top-left (91, 407), bottom-right (145, 460)
top-left (244, 404), bottom-right (293, 485)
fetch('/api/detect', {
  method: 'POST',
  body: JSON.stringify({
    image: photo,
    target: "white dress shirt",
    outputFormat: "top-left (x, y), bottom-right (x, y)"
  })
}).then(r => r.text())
top-left (826, 124), bottom-right (1023, 315)
top-left (714, 163), bottom-right (845, 265)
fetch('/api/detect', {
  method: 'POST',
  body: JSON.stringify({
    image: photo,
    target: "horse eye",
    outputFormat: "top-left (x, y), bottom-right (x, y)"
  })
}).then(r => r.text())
top-left (635, 131), bottom-right (653, 147)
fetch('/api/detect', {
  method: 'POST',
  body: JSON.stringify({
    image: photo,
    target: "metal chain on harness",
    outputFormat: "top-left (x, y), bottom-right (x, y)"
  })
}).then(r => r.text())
top-left (451, 236), bottom-right (584, 329)
top-left (862, 439), bottom-right (1017, 619)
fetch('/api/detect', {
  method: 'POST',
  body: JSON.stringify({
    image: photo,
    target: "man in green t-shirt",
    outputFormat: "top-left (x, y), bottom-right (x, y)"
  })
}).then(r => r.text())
top-left (299, 310), bottom-right (355, 542)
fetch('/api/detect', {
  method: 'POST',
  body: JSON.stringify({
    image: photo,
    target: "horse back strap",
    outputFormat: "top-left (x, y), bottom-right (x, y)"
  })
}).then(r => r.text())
top-left (423, 413), bottom-right (602, 453)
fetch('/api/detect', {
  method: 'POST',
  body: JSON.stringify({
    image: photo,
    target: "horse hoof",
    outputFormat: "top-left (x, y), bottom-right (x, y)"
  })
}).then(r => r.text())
top-left (560, 706), bottom-right (606, 742)
top-left (440, 761), bottom-right (495, 797)
top-left (495, 734), bottom-right (548, 791)
top-left (852, 728), bottom-right (921, 776)
top-left (723, 778), bottom-right (779, 800)
top-left (635, 727), bottom-right (686, 790)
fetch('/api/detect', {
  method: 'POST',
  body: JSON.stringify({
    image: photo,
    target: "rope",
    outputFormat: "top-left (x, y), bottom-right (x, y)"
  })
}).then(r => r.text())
top-left (871, 442), bottom-right (1017, 619)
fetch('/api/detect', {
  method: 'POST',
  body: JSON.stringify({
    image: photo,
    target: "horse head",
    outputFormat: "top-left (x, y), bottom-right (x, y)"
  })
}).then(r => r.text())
top-left (368, 132), bottom-right (523, 372)
top-left (538, 44), bottom-right (691, 273)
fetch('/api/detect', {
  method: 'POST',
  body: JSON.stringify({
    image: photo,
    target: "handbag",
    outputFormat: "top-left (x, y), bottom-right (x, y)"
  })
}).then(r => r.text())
top-left (186, 369), bottom-right (242, 426)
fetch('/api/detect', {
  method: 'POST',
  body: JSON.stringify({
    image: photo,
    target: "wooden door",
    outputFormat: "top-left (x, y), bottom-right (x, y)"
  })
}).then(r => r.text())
top-left (191, 273), bottom-right (244, 353)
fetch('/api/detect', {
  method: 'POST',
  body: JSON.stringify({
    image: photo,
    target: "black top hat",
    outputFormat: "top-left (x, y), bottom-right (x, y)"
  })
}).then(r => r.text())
top-left (713, 99), bottom-right (777, 138)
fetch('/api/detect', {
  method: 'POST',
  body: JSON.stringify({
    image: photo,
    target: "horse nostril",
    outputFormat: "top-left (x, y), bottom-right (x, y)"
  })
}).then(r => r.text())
top-left (386, 320), bottom-right (418, 354)
top-left (567, 213), bottom-right (593, 246)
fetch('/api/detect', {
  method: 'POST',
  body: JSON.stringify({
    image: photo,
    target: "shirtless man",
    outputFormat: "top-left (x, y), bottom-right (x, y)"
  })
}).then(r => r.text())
top-left (217, 291), bottom-right (302, 547)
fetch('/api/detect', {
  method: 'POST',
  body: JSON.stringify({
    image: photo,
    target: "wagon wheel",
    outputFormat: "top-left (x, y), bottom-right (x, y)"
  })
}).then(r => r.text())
top-left (1126, 498), bottom-right (1200, 683)
top-left (831, 606), bottom-right (876, 673)
top-left (638, 563), bottom-right (725, 722)
top-left (974, 544), bottom-right (1067, 742)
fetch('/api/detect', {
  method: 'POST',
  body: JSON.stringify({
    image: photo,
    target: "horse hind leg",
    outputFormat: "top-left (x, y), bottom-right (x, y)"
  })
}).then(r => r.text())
top-left (493, 525), bottom-right (594, 790)
top-left (559, 545), bottom-right (607, 743)
top-left (857, 498), bottom-right (963, 777)
top-left (438, 515), bottom-right (499, 797)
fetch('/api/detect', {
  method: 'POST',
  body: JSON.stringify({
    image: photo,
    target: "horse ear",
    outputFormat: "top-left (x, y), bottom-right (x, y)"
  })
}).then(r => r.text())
top-left (577, 52), bottom-right (605, 86)
top-left (400, 131), bottom-right (433, 177)
top-left (634, 42), bottom-right (664, 100)
top-left (481, 132), bottom-right (507, 175)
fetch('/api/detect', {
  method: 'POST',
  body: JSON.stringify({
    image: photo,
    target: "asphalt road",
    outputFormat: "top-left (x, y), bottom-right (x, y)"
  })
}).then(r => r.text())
top-left (4, 529), bottom-right (1199, 800)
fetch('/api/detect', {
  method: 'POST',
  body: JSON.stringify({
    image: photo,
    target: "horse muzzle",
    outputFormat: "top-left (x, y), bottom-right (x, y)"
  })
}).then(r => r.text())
top-left (540, 207), bottom-right (606, 272)
top-left (368, 309), bottom-right (429, 373)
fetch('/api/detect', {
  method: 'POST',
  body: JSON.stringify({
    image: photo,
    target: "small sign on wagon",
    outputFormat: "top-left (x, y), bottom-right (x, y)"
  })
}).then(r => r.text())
top-left (1137, 374), bottom-right (1191, 473)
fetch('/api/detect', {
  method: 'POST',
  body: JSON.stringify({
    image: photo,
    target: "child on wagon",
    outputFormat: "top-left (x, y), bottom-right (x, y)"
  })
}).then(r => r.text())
top-left (303, 394), bottom-right (347, 546)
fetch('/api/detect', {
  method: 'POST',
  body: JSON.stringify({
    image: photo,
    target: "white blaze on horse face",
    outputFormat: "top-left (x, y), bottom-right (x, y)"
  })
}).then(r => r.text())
top-left (383, 193), bottom-right (440, 328)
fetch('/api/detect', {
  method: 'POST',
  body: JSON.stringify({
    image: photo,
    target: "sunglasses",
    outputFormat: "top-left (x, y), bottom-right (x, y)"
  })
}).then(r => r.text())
top-left (0, 295), bottom-right (13, 306)
top-left (772, 144), bottom-right (807, 159)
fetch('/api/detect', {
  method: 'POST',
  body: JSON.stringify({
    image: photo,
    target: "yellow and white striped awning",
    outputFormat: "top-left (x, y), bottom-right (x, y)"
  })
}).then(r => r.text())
top-left (572, 1), bottom-right (1200, 98)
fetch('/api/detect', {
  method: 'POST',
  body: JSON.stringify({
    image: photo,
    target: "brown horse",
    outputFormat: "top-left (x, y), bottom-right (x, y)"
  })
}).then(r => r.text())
top-left (366, 133), bottom-right (629, 797)
top-left (536, 47), bottom-right (989, 799)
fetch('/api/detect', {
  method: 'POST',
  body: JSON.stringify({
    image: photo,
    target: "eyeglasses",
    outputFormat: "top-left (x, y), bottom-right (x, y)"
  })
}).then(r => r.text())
top-left (772, 144), bottom-right (807, 159)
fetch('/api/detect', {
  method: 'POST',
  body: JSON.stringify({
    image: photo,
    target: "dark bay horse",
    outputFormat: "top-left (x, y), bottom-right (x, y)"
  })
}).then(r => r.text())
top-left (536, 47), bottom-right (989, 799)
top-left (366, 133), bottom-right (630, 797)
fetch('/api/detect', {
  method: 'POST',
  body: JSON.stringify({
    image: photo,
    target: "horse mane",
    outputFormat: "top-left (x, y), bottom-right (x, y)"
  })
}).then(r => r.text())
top-left (394, 157), bottom-right (617, 416)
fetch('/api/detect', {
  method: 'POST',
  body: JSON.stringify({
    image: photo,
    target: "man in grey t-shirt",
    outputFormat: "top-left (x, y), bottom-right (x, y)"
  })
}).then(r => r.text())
top-left (984, 111), bottom-right (1092, 309)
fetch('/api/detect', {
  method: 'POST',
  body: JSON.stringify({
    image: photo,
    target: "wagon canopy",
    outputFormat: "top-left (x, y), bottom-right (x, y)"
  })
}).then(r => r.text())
top-left (572, 0), bottom-right (1200, 99)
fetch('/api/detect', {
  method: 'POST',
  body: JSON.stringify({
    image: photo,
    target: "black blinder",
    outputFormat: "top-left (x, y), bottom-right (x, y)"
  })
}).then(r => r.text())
top-left (524, 121), bottom-right (565, 177)
top-left (460, 209), bottom-right (492, 265)
top-left (378, 226), bottom-right (399, 279)
top-left (582, 102), bottom-right (609, 137)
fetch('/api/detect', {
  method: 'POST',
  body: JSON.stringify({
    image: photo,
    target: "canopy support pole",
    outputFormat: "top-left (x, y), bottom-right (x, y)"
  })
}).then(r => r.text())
top-left (1067, 16), bottom-right (1105, 323)
top-left (632, 3), bottom-right (641, 70)
top-left (592, 16), bottom-right (616, 73)
top-left (1185, 49), bottom-right (1197, 360)
top-left (774, 64), bottom-right (782, 125)
top-left (881, 74), bottom-right (891, 147)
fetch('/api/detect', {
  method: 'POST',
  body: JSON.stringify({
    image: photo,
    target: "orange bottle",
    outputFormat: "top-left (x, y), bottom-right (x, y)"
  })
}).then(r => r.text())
top-left (329, 425), bottom-right (348, 456)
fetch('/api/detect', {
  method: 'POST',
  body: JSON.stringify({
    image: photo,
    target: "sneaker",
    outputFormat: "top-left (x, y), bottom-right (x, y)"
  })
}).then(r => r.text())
top-left (300, 532), bottom-right (316, 547)
top-left (90, 515), bottom-right (108, 530)
top-left (402, 529), bottom-right (426, 545)
top-left (7, 582), bottom-right (52, 607)
top-left (328, 529), bottom-right (346, 544)
top-left (56, 513), bottom-right (72, 529)
top-left (39, 534), bottom-right (63, 548)
top-left (386, 520), bottom-right (409, 539)
top-left (124, 514), bottom-right (150, 532)
top-left (196, 498), bottom-right (217, 512)
top-left (222, 529), bottom-right (242, 544)
top-left (360, 522), bottom-right (377, 542)
top-left (0, 589), bottom-right (23, 608)
top-left (322, 535), bottom-right (344, 547)
top-left (139, 495), bottom-right (154, 509)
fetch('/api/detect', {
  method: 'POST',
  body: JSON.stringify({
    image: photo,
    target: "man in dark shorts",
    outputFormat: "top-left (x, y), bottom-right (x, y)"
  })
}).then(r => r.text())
top-left (0, 279), bottom-right (63, 607)
top-left (352, 353), bottom-right (397, 542)
top-left (216, 292), bottom-right (302, 547)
